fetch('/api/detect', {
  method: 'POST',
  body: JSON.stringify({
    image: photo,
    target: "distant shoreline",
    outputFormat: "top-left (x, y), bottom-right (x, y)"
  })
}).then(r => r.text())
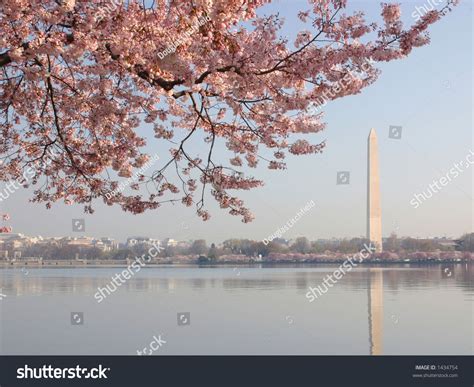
top-left (0, 258), bottom-right (471, 268)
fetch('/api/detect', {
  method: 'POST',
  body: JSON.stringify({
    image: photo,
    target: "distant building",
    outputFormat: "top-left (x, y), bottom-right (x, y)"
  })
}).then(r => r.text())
top-left (33, 236), bottom-right (62, 246)
top-left (162, 238), bottom-right (178, 247)
top-left (0, 233), bottom-right (31, 259)
top-left (65, 237), bottom-right (94, 248)
top-left (126, 237), bottom-right (160, 248)
top-left (99, 237), bottom-right (118, 251)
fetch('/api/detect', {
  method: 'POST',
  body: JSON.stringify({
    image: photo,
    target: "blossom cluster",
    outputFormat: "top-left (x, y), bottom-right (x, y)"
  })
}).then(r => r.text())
top-left (305, 60), bottom-right (376, 116)
top-left (105, 154), bottom-right (160, 200)
top-left (158, 15), bottom-right (211, 60)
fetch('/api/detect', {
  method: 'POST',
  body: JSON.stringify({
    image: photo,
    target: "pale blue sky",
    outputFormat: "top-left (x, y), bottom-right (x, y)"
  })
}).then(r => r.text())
top-left (1, 0), bottom-right (472, 243)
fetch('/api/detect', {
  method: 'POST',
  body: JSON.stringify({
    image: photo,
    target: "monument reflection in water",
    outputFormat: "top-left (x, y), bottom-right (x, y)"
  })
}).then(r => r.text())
top-left (367, 269), bottom-right (383, 355)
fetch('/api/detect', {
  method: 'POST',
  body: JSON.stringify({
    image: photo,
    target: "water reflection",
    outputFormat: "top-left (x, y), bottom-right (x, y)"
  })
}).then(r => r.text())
top-left (0, 264), bottom-right (472, 355)
top-left (0, 264), bottom-right (472, 296)
top-left (367, 269), bottom-right (383, 355)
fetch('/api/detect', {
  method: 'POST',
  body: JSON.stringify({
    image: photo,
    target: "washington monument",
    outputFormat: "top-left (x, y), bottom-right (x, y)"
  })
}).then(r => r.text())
top-left (367, 129), bottom-right (382, 252)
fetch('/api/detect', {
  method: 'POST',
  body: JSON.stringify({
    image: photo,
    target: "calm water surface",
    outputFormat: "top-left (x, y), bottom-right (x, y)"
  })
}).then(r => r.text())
top-left (0, 264), bottom-right (472, 355)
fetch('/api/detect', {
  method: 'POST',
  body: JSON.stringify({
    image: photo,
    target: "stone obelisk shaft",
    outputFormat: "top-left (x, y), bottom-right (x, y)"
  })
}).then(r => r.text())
top-left (367, 129), bottom-right (382, 252)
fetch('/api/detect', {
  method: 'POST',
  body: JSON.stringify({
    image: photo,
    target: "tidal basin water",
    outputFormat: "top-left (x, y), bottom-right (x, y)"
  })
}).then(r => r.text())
top-left (0, 264), bottom-right (472, 355)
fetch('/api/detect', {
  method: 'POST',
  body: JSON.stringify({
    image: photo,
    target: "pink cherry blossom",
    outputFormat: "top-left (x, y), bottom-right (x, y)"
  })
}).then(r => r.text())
top-left (0, 214), bottom-right (11, 233)
top-left (0, 0), bottom-right (454, 221)
top-left (381, 3), bottom-right (401, 23)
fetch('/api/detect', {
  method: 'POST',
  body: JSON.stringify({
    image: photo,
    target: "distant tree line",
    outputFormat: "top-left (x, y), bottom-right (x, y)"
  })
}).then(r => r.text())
top-left (19, 233), bottom-right (474, 260)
